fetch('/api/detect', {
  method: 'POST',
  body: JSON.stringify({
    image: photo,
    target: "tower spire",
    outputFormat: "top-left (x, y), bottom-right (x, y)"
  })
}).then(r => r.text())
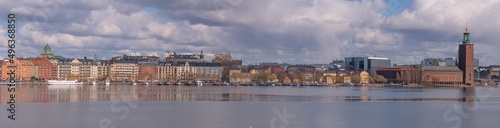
top-left (465, 23), bottom-right (469, 34)
top-left (462, 23), bottom-right (471, 44)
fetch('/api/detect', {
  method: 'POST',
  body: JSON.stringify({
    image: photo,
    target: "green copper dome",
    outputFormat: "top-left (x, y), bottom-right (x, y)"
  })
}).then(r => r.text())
top-left (41, 44), bottom-right (54, 55)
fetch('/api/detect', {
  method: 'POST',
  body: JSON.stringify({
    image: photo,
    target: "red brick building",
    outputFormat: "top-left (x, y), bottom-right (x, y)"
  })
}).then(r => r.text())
top-left (138, 61), bottom-right (158, 81)
top-left (31, 58), bottom-right (54, 80)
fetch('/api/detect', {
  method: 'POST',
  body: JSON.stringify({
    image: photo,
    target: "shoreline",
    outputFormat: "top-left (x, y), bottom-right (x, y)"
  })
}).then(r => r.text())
top-left (1, 82), bottom-right (498, 88)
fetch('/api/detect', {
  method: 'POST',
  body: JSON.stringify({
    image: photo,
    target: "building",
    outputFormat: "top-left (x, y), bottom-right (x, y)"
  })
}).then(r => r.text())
top-left (38, 44), bottom-right (55, 59)
top-left (376, 66), bottom-right (421, 84)
top-left (421, 58), bottom-right (445, 66)
top-left (31, 58), bottom-right (54, 80)
top-left (330, 59), bottom-right (344, 68)
top-left (18, 58), bottom-right (37, 81)
top-left (174, 62), bottom-right (196, 82)
top-left (1, 58), bottom-right (20, 81)
top-left (164, 51), bottom-right (205, 63)
top-left (229, 69), bottom-right (251, 83)
top-left (345, 57), bottom-right (391, 74)
top-left (158, 62), bottom-right (176, 81)
top-left (420, 66), bottom-right (463, 85)
top-left (474, 58), bottom-right (479, 68)
top-left (57, 58), bottom-right (97, 81)
top-left (112, 54), bottom-right (160, 62)
top-left (191, 62), bottom-right (222, 82)
top-left (110, 61), bottom-right (138, 81)
top-left (97, 60), bottom-right (111, 80)
top-left (212, 54), bottom-right (232, 63)
top-left (458, 25), bottom-right (475, 86)
top-left (286, 65), bottom-right (316, 74)
top-left (138, 61), bottom-right (158, 81)
top-left (444, 58), bottom-right (456, 66)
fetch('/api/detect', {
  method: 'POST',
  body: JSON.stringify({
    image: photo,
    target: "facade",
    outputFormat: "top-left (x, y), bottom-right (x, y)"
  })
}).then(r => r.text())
top-left (458, 26), bottom-right (475, 86)
top-left (158, 62), bottom-right (176, 81)
top-left (110, 61), bottom-right (138, 81)
top-left (229, 69), bottom-right (251, 83)
top-left (138, 61), bottom-right (158, 81)
top-left (1, 58), bottom-right (20, 81)
top-left (345, 57), bottom-right (391, 74)
top-left (192, 62), bottom-right (222, 82)
top-left (420, 66), bottom-right (463, 85)
top-left (31, 58), bottom-right (54, 80)
top-left (97, 60), bottom-right (110, 80)
top-left (57, 58), bottom-right (97, 81)
top-left (174, 62), bottom-right (196, 82)
top-left (376, 66), bottom-right (420, 84)
top-left (18, 58), bottom-right (37, 81)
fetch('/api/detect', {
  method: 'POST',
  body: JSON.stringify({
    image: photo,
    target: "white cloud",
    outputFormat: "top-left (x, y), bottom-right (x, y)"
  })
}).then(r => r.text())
top-left (0, 0), bottom-right (499, 65)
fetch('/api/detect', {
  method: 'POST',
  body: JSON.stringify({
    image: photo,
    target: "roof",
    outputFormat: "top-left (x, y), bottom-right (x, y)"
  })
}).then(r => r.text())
top-left (420, 66), bottom-right (462, 71)
top-left (41, 44), bottom-right (54, 55)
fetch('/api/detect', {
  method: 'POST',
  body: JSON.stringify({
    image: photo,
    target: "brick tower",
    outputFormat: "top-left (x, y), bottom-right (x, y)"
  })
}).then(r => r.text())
top-left (458, 25), bottom-right (475, 86)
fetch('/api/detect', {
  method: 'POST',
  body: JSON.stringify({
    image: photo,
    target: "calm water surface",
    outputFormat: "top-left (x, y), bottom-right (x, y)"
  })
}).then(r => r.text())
top-left (0, 85), bottom-right (499, 128)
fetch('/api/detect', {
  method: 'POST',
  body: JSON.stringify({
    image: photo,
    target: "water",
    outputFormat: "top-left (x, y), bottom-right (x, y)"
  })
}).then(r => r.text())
top-left (1, 85), bottom-right (499, 128)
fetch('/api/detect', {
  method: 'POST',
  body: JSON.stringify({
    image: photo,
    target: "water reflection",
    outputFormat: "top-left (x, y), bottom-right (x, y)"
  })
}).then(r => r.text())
top-left (0, 85), bottom-right (499, 103)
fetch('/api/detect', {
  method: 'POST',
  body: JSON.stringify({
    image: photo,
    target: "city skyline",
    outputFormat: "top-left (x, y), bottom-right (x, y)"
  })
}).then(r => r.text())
top-left (2, 0), bottom-right (500, 65)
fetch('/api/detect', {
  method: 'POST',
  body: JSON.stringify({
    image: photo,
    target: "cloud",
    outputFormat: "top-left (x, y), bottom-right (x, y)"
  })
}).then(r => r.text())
top-left (0, 0), bottom-right (498, 66)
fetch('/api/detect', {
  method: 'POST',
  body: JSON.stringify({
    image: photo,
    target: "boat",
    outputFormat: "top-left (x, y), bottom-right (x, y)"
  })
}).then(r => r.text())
top-left (105, 80), bottom-right (110, 86)
top-left (47, 80), bottom-right (83, 85)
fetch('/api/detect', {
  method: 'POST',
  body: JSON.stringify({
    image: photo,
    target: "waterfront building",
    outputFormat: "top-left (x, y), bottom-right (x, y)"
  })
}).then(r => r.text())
top-left (229, 69), bottom-right (251, 83)
top-left (420, 66), bottom-right (463, 85)
top-left (345, 57), bottom-right (391, 75)
top-left (489, 65), bottom-right (500, 80)
top-left (458, 25), bottom-right (475, 86)
top-left (174, 62), bottom-right (196, 82)
top-left (212, 54), bottom-right (242, 82)
top-left (1, 58), bottom-right (20, 81)
top-left (18, 58), bottom-right (37, 81)
top-left (110, 61), bottom-right (138, 81)
top-left (31, 58), bottom-right (54, 80)
top-left (158, 62), bottom-right (176, 81)
top-left (57, 58), bottom-right (97, 81)
top-left (191, 62), bottom-right (222, 82)
top-left (97, 60), bottom-right (111, 80)
top-left (138, 61), bottom-right (158, 81)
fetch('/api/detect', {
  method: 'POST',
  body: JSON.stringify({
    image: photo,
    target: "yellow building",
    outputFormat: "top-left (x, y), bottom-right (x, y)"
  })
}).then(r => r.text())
top-left (110, 62), bottom-right (138, 81)
top-left (360, 71), bottom-right (369, 84)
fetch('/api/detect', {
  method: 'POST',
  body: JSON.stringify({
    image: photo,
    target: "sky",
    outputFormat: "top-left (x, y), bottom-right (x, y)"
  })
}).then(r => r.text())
top-left (0, 0), bottom-right (499, 66)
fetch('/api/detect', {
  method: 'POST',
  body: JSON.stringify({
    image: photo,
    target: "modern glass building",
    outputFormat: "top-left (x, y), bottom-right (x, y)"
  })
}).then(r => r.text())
top-left (345, 57), bottom-right (391, 74)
